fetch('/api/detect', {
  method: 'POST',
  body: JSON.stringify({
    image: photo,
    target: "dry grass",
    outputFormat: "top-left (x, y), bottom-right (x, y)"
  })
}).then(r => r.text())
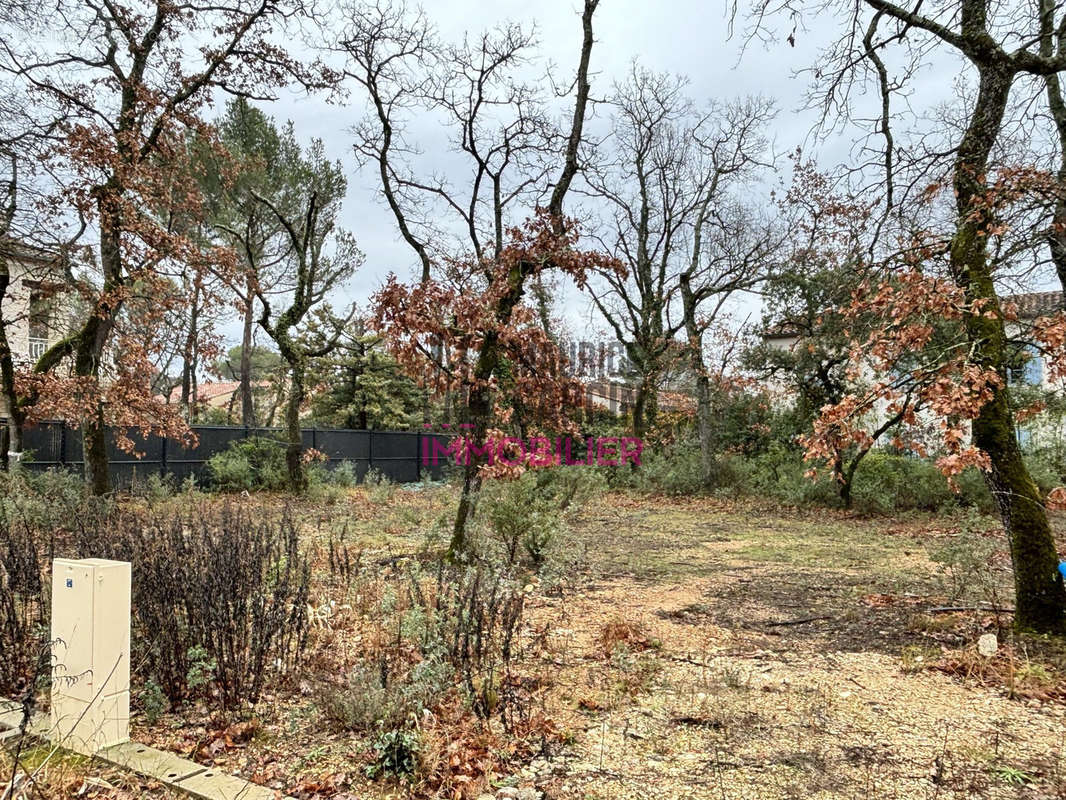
top-left (8, 486), bottom-right (1066, 799)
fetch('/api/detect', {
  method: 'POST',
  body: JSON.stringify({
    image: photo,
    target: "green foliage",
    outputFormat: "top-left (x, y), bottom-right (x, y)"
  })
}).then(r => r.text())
top-left (743, 260), bottom-right (860, 427)
top-left (205, 436), bottom-right (289, 492)
top-left (131, 472), bottom-right (176, 503)
top-left (213, 344), bottom-right (284, 383)
top-left (603, 437), bottom-right (707, 495)
top-left (323, 460), bottom-right (360, 489)
top-left (365, 728), bottom-right (420, 780)
top-left (185, 645), bottom-right (218, 692)
top-left (478, 467), bottom-right (602, 567)
top-left (605, 432), bottom-right (1009, 516)
top-left (309, 330), bottom-right (426, 431)
top-left (139, 679), bottom-right (168, 724)
top-left (0, 468), bottom-right (104, 532)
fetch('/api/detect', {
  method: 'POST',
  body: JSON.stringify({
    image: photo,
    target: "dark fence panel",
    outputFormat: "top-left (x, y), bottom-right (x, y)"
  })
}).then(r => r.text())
top-left (7, 420), bottom-right (455, 488)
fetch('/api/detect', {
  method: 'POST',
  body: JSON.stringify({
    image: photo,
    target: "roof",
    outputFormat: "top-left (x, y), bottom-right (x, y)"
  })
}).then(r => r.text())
top-left (762, 321), bottom-right (802, 339)
top-left (1009, 291), bottom-right (1063, 319)
top-left (168, 381), bottom-right (242, 403)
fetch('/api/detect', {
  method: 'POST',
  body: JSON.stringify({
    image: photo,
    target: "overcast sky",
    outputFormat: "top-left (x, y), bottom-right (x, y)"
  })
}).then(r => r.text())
top-left (224, 0), bottom-right (965, 348)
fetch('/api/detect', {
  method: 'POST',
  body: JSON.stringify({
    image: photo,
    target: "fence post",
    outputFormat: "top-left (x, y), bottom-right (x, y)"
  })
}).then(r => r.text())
top-left (368, 430), bottom-right (374, 475)
top-left (59, 421), bottom-right (67, 468)
top-left (160, 435), bottom-right (167, 479)
top-left (415, 431), bottom-right (421, 482)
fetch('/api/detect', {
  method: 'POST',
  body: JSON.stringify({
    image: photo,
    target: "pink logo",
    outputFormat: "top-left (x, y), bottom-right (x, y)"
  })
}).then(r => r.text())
top-left (422, 432), bottom-right (642, 467)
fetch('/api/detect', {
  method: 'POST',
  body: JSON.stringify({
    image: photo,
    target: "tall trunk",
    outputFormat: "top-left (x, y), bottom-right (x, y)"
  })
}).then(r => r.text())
top-left (1044, 50), bottom-right (1066, 306)
top-left (450, 330), bottom-right (500, 558)
top-left (680, 275), bottom-right (714, 486)
top-left (954, 65), bottom-right (1065, 633)
top-left (694, 373), bottom-right (713, 485)
top-left (284, 354), bottom-right (306, 493)
top-left (1050, 199), bottom-right (1066, 305)
top-left (239, 281), bottom-right (255, 426)
top-left (180, 284), bottom-right (200, 420)
top-left (82, 404), bottom-right (109, 495)
top-left (632, 370), bottom-right (658, 441)
top-left (78, 197), bottom-right (124, 496)
top-left (0, 261), bottom-right (25, 469)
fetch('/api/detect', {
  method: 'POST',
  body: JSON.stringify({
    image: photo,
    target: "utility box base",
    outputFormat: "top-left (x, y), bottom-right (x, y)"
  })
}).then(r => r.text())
top-left (50, 558), bottom-right (131, 755)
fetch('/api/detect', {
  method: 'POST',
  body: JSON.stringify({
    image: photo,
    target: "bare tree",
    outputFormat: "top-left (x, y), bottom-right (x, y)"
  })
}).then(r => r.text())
top-left (346, 0), bottom-right (602, 554)
top-left (583, 68), bottom-right (775, 447)
top-left (583, 66), bottom-right (694, 440)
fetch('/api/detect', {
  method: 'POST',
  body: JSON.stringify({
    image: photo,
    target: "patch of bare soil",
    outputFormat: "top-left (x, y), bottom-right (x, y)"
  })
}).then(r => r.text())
top-left (522, 574), bottom-right (1066, 799)
top-left (504, 496), bottom-right (1066, 800)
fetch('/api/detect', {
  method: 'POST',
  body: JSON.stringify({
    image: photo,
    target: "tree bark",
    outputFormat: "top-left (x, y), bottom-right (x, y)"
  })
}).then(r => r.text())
top-left (77, 193), bottom-right (124, 496)
top-left (0, 260), bottom-right (25, 470)
top-left (953, 64), bottom-right (1065, 633)
top-left (180, 283), bottom-right (200, 421)
top-left (1043, 29), bottom-right (1066, 307)
top-left (239, 281), bottom-right (255, 426)
top-left (283, 352), bottom-right (306, 493)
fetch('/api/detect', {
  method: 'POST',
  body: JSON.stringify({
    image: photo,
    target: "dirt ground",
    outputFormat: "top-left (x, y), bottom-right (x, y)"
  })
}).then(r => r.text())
top-left (519, 495), bottom-right (1066, 799)
top-left (8, 487), bottom-right (1066, 799)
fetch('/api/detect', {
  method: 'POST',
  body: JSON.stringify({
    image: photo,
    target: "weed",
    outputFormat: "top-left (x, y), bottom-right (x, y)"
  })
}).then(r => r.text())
top-left (139, 679), bottom-right (167, 724)
top-left (365, 728), bottom-right (420, 780)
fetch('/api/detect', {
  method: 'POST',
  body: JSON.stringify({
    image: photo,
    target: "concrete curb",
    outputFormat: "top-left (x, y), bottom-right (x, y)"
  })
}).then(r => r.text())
top-left (1, 700), bottom-right (294, 800)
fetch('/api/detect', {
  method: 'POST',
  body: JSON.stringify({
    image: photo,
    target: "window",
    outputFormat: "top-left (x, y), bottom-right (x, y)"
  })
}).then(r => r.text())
top-left (1008, 346), bottom-right (1043, 386)
top-left (1016, 427), bottom-right (1033, 449)
top-left (27, 288), bottom-right (49, 360)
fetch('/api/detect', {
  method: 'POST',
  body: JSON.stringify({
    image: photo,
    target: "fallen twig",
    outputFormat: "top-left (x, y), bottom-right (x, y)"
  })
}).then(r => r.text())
top-left (764, 615), bottom-right (832, 627)
top-left (926, 605), bottom-right (1014, 614)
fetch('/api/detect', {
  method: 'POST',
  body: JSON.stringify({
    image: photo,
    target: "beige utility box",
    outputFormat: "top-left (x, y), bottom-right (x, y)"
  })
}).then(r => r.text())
top-left (50, 558), bottom-right (131, 754)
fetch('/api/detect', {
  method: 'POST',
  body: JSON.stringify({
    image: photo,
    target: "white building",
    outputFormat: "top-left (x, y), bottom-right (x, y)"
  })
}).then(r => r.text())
top-left (760, 290), bottom-right (1066, 450)
top-left (1, 239), bottom-right (73, 415)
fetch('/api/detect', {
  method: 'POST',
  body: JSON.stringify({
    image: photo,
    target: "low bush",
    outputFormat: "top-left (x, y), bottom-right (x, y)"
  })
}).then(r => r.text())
top-left (81, 502), bottom-right (311, 709)
top-left (205, 436), bottom-right (289, 492)
top-left (364, 468), bottom-right (396, 504)
top-left (929, 508), bottom-right (1008, 609)
top-left (0, 470), bottom-right (107, 697)
top-left (366, 728), bottom-right (421, 780)
top-left (320, 657), bottom-right (451, 733)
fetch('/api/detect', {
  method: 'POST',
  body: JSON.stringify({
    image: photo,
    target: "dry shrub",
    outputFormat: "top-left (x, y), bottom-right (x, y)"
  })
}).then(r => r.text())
top-left (597, 618), bottom-right (652, 658)
top-left (85, 502), bottom-right (311, 709)
top-left (934, 643), bottom-right (1066, 702)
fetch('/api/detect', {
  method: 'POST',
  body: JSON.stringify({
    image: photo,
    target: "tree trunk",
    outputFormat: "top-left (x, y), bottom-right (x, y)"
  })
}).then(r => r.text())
top-left (1044, 71), bottom-right (1066, 308)
top-left (239, 281), bottom-right (255, 426)
top-left (632, 372), bottom-right (658, 441)
top-left (180, 284), bottom-right (200, 421)
top-left (284, 355), bottom-right (306, 493)
top-left (694, 372), bottom-right (714, 485)
top-left (1049, 198), bottom-right (1066, 306)
top-left (680, 275), bottom-right (714, 486)
top-left (449, 333), bottom-right (498, 559)
top-left (954, 65), bottom-right (1065, 633)
top-left (82, 406), bottom-right (109, 495)
top-left (0, 262), bottom-right (25, 470)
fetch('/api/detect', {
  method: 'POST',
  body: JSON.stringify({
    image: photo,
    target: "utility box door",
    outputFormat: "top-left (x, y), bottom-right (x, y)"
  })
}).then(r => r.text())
top-left (50, 558), bottom-right (131, 754)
